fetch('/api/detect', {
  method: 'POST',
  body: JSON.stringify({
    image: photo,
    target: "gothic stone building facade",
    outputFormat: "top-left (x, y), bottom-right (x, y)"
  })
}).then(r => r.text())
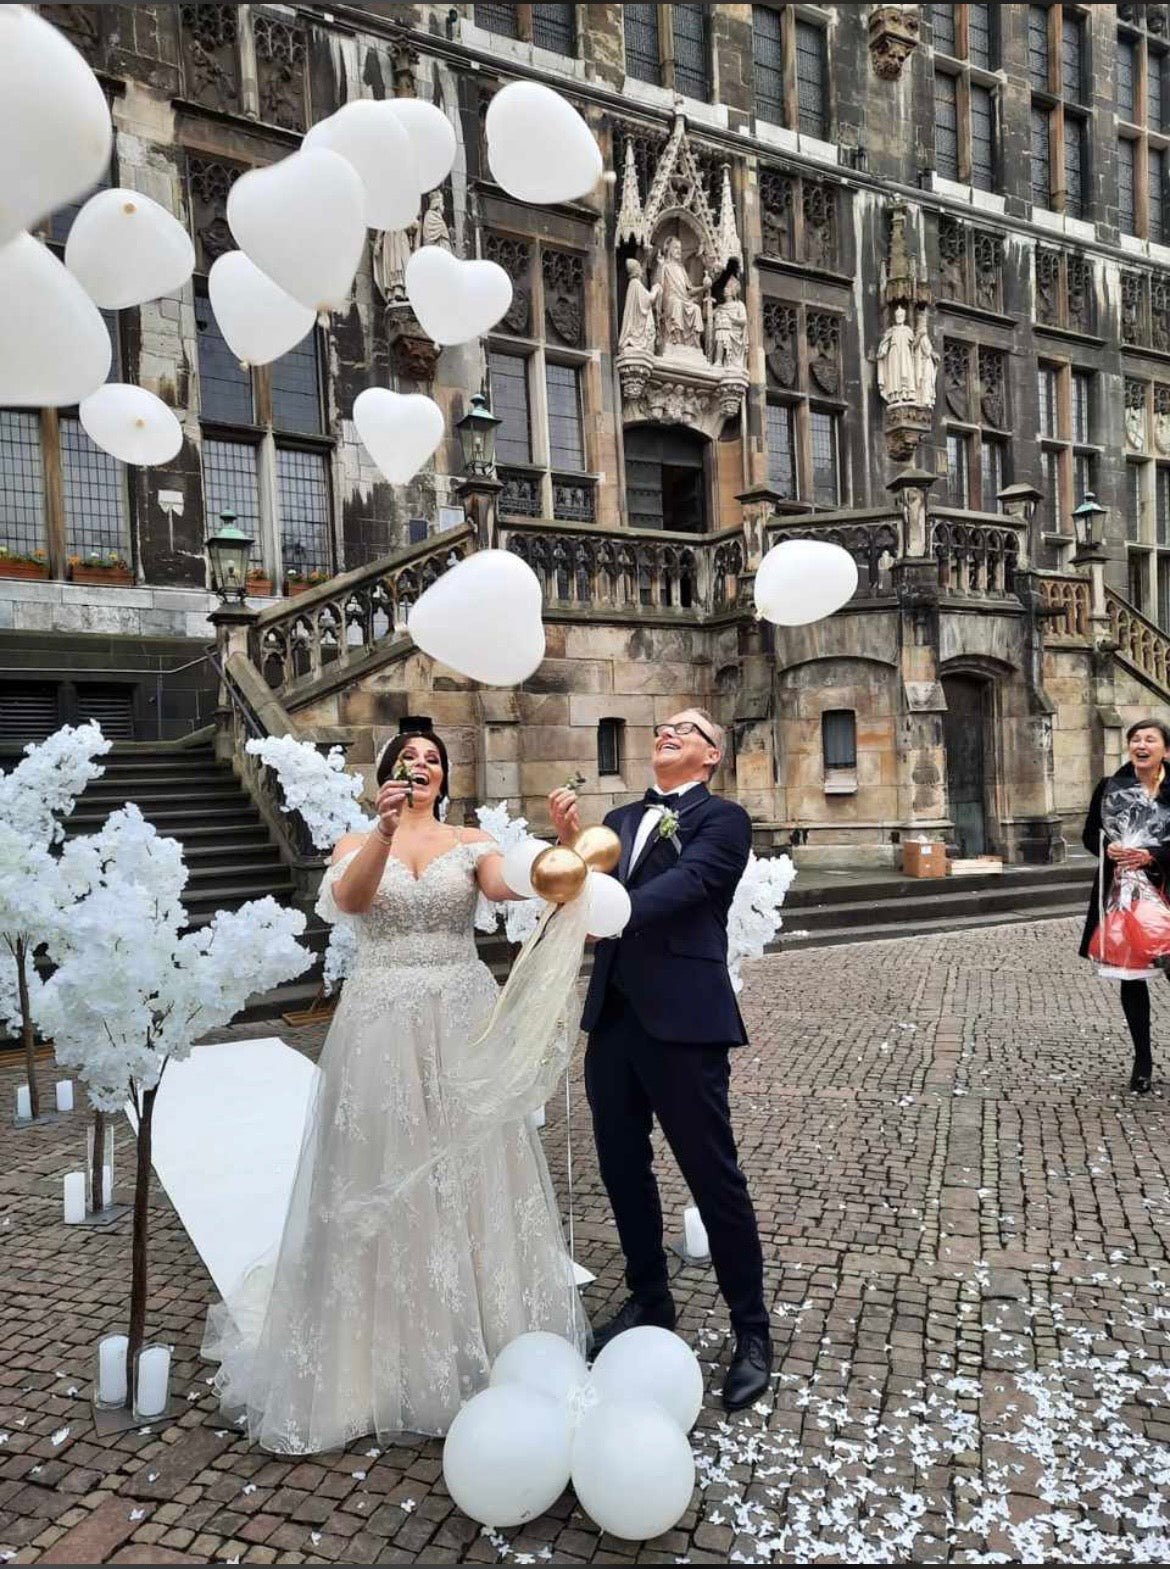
top-left (5, 2), bottom-right (1170, 864)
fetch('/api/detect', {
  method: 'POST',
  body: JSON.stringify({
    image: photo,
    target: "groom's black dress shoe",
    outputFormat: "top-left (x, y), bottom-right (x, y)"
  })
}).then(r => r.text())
top-left (721, 1331), bottom-right (773, 1411)
top-left (589, 1294), bottom-right (676, 1355)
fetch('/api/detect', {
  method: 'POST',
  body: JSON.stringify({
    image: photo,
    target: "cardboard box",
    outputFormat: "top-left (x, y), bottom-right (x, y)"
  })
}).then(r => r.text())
top-left (902, 840), bottom-right (948, 878)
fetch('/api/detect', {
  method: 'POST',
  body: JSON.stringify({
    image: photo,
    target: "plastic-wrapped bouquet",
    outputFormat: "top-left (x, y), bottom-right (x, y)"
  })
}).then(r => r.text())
top-left (1090, 781), bottom-right (1170, 979)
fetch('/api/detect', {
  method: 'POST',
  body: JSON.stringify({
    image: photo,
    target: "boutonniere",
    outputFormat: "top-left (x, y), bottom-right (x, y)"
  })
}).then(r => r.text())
top-left (657, 808), bottom-right (682, 851)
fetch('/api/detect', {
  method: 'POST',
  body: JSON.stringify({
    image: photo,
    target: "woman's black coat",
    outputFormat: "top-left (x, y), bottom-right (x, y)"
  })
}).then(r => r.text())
top-left (1079, 761), bottom-right (1170, 959)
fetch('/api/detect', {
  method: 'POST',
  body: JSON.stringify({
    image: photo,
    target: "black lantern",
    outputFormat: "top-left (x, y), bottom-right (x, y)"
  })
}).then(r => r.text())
top-left (1071, 491), bottom-right (1107, 553)
top-left (205, 508), bottom-right (254, 603)
top-left (455, 391), bottom-right (502, 477)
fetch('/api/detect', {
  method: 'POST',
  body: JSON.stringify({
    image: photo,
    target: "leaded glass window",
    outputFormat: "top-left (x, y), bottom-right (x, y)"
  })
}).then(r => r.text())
top-left (810, 409), bottom-right (839, 506)
top-left (489, 351), bottom-right (532, 464)
top-left (624, 3), bottom-right (661, 84)
top-left (753, 6), bottom-right (784, 125)
top-left (276, 447), bottom-right (331, 574)
top-left (546, 362), bottom-right (583, 471)
top-left (532, 3), bottom-right (574, 55)
top-left (0, 412), bottom-right (46, 557)
top-left (935, 74), bottom-right (960, 179)
top-left (766, 403), bottom-right (797, 499)
top-left (672, 4), bottom-right (711, 101)
top-left (270, 330), bottom-right (322, 436)
top-left (796, 20), bottom-right (828, 138)
top-left (1120, 137), bottom-right (1137, 233)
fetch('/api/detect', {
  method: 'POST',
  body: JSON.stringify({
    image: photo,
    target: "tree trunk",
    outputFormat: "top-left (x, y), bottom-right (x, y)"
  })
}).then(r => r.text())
top-left (15, 939), bottom-right (40, 1122)
top-left (91, 1107), bottom-right (106, 1213)
top-left (125, 1086), bottom-right (156, 1409)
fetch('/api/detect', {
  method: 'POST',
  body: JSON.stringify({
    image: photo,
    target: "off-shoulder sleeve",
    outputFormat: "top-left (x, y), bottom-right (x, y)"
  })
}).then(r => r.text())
top-left (315, 847), bottom-right (362, 925)
top-left (464, 837), bottom-right (500, 867)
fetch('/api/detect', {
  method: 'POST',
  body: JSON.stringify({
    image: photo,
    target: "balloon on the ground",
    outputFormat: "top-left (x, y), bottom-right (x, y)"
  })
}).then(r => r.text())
top-left (407, 550), bottom-right (545, 685)
top-left (753, 539), bottom-right (859, 627)
top-left (227, 148), bottom-right (365, 316)
top-left (584, 872), bottom-right (631, 939)
top-left (0, 7), bottom-right (113, 247)
top-left (501, 838), bottom-right (546, 900)
top-left (390, 98), bottom-right (457, 191)
top-left (442, 1384), bottom-right (571, 1527)
top-left (570, 1397), bottom-right (695, 1540)
top-left (304, 100), bottom-right (419, 232)
top-left (405, 246), bottom-right (513, 347)
top-left (0, 234), bottom-right (111, 407)
top-left (353, 388), bottom-right (444, 486)
top-left (486, 82), bottom-right (602, 205)
top-left (489, 1331), bottom-right (589, 1406)
top-left (65, 188), bottom-right (194, 309)
top-left (207, 252), bottom-right (315, 368)
top-left (590, 1325), bottom-right (704, 1433)
top-left (79, 384), bottom-right (182, 467)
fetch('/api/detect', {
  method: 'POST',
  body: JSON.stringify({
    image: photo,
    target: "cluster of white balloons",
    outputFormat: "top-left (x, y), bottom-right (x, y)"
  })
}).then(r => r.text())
top-left (753, 538), bottom-right (859, 626)
top-left (443, 1327), bottom-right (700, 1541)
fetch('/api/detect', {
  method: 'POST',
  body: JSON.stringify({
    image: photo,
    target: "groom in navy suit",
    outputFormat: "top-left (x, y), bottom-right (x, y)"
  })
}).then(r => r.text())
top-left (549, 708), bottom-right (772, 1410)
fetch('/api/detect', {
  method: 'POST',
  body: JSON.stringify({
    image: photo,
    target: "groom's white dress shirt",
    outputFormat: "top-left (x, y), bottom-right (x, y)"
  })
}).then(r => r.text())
top-left (629, 777), bottom-right (704, 869)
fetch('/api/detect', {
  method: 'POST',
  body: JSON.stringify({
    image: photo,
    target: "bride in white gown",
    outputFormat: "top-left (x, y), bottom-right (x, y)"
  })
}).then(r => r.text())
top-left (203, 728), bottom-right (587, 1453)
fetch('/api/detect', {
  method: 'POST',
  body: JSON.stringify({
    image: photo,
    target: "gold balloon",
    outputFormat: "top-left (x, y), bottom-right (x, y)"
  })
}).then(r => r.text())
top-left (572, 824), bottom-right (621, 874)
top-left (530, 845), bottom-right (588, 904)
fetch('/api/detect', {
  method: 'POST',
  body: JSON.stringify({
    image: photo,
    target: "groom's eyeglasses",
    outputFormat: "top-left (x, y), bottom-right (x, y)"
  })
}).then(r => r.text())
top-left (654, 721), bottom-right (717, 747)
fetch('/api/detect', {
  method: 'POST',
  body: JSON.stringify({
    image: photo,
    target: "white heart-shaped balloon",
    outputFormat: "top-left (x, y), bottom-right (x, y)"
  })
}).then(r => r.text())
top-left (304, 99), bottom-right (420, 232)
top-left (0, 7), bottom-right (113, 247)
top-left (353, 388), bottom-right (444, 486)
top-left (408, 551), bottom-right (545, 686)
top-left (0, 233), bottom-right (111, 407)
top-left (227, 147), bottom-right (366, 315)
top-left (405, 246), bottom-right (513, 347)
top-left (66, 187), bottom-right (195, 309)
top-left (486, 82), bottom-right (602, 205)
top-left (389, 98), bottom-right (457, 192)
top-left (208, 252), bottom-right (315, 368)
top-left (754, 539), bottom-right (859, 627)
top-left (79, 383), bottom-right (182, 466)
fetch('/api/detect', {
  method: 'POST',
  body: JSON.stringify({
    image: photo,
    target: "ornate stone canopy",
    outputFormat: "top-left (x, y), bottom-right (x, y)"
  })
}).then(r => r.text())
top-left (615, 116), bottom-right (749, 441)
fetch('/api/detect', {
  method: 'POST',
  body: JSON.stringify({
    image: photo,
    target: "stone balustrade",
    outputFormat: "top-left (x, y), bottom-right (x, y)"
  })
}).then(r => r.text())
top-left (764, 509), bottom-right (901, 600)
top-left (1037, 573), bottom-right (1091, 643)
top-left (929, 510), bottom-right (1024, 600)
top-left (1109, 589), bottom-right (1170, 691)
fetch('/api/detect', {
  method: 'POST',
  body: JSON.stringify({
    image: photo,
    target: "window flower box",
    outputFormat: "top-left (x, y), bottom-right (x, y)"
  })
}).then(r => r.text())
top-left (0, 551), bottom-right (49, 580)
top-left (285, 571), bottom-right (330, 597)
top-left (69, 563), bottom-right (135, 586)
top-left (246, 574), bottom-right (274, 597)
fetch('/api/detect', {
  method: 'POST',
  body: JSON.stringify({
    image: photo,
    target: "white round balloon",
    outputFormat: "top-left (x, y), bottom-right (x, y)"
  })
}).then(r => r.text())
top-left (390, 98), bottom-right (457, 191)
top-left (501, 838), bottom-right (546, 900)
top-left (753, 538), bottom-right (859, 627)
top-left (353, 388), bottom-right (444, 486)
top-left (570, 1398), bottom-right (695, 1541)
top-left (0, 234), bottom-right (111, 408)
top-left (490, 1332), bottom-right (589, 1406)
top-left (405, 246), bottom-right (513, 347)
top-left (486, 82), bottom-right (602, 205)
top-left (305, 99), bottom-right (420, 231)
top-left (590, 1326), bottom-right (704, 1434)
top-left (443, 1384), bottom-right (571, 1528)
top-left (584, 872), bottom-right (631, 940)
top-left (0, 7), bottom-right (113, 247)
top-left (207, 252), bottom-right (315, 368)
top-left (79, 384), bottom-right (182, 467)
top-left (408, 551), bottom-right (545, 686)
top-left (227, 147), bottom-right (366, 315)
top-left (65, 187), bottom-right (194, 309)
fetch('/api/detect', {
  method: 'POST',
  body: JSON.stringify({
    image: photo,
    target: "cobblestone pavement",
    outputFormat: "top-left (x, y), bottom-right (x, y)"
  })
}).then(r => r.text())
top-left (7, 918), bottom-right (1170, 1562)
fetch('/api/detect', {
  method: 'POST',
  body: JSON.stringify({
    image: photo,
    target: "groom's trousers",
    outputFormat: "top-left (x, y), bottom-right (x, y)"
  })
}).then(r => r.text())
top-left (584, 988), bottom-right (769, 1337)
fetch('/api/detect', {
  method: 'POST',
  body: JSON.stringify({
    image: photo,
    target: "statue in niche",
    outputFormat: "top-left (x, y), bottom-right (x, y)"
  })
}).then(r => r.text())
top-left (913, 314), bottom-right (939, 407)
top-left (1126, 403), bottom-right (1147, 451)
top-left (655, 234), bottom-right (709, 352)
top-left (373, 218), bottom-right (418, 303)
top-left (712, 274), bottom-right (747, 369)
top-left (876, 304), bottom-right (918, 405)
top-left (618, 257), bottom-right (660, 355)
top-left (420, 190), bottom-right (452, 252)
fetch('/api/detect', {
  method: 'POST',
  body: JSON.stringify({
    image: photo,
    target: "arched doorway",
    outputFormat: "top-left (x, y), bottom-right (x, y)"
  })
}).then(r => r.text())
top-left (941, 673), bottom-right (995, 856)
top-left (624, 424), bottom-right (709, 532)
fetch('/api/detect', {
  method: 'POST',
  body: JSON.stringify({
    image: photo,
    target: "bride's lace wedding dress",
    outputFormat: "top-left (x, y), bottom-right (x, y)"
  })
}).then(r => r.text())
top-left (203, 839), bottom-right (587, 1453)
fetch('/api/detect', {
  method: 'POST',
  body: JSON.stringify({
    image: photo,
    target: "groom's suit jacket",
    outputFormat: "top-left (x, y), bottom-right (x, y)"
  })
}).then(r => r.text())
top-left (581, 783), bottom-right (752, 1046)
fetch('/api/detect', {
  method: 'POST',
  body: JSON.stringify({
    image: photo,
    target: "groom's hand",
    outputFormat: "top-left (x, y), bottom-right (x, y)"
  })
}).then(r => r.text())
top-left (548, 787), bottom-right (581, 845)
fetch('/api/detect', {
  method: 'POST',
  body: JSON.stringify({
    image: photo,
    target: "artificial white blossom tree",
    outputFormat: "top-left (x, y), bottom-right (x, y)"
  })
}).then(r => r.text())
top-left (726, 851), bottom-right (796, 992)
top-left (0, 721), bottom-right (111, 1119)
top-left (37, 804), bottom-right (312, 1401)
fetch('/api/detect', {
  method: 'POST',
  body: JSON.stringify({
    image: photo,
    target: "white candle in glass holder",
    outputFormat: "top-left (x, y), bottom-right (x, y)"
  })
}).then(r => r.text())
top-left (683, 1204), bottom-right (709, 1259)
top-left (63, 1172), bottom-right (86, 1224)
top-left (55, 1080), bottom-right (74, 1113)
top-left (97, 1334), bottom-right (128, 1406)
top-left (135, 1345), bottom-right (170, 1418)
top-left (15, 1085), bottom-right (31, 1121)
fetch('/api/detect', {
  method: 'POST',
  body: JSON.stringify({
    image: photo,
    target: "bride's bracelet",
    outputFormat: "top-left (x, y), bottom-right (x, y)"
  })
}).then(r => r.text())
top-left (374, 823), bottom-right (395, 847)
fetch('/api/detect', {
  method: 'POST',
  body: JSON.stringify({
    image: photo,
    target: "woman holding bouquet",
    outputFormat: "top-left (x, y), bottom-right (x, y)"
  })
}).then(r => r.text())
top-left (1080, 719), bottom-right (1170, 1093)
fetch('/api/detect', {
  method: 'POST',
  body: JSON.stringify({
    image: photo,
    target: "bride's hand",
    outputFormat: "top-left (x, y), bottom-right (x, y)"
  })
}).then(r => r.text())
top-left (375, 779), bottom-right (411, 841)
top-left (548, 787), bottom-right (581, 845)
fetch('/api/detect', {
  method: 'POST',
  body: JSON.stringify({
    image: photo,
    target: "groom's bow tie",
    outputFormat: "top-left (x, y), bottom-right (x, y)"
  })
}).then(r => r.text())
top-left (642, 789), bottom-right (681, 808)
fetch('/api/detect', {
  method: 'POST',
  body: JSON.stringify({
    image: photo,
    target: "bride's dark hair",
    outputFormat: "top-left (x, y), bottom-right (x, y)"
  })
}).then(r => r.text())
top-left (375, 729), bottom-right (450, 820)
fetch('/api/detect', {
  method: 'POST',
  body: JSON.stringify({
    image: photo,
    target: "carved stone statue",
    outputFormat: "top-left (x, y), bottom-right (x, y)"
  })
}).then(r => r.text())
top-left (1126, 403), bottom-right (1147, 452)
top-left (1157, 410), bottom-right (1170, 455)
top-left (913, 316), bottom-right (939, 407)
top-left (373, 219), bottom-right (417, 303)
top-left (876, 305), bottom-right (918, 405)
top-left (420, 190), bottom-right (452, 252)
top-left (712, 274), bottom-right (747, 369)
top-left (655, 235), bottom-right (708, 352)
top-left (618, 257), bottom-right (660, 356)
